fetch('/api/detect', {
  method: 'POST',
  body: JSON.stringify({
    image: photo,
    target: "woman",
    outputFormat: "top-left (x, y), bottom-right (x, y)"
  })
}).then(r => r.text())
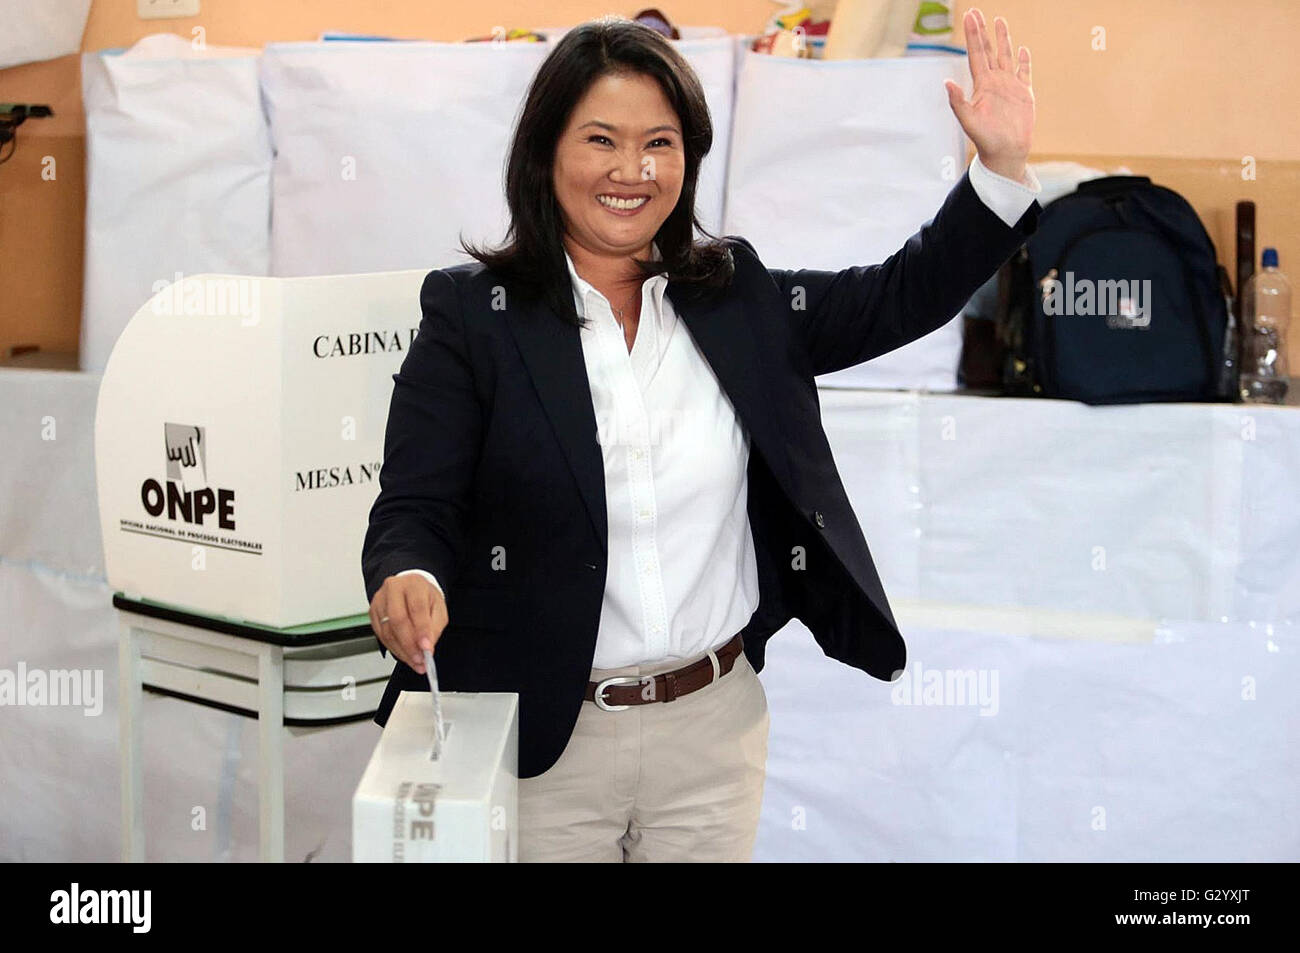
top-left (362, 9), bottom-right (1040, 862)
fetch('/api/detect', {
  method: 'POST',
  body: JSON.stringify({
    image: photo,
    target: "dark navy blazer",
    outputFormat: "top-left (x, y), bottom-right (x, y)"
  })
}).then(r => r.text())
top-left (362, 169), bottom-right (1041, 778)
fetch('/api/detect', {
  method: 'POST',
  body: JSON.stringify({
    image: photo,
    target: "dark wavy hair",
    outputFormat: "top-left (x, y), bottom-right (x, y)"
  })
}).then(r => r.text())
top-left (458, 16), bottom-right (736, 327)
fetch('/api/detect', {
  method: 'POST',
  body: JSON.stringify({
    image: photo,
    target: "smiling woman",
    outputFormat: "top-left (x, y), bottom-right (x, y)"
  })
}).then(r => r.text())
top-left (457, 16), bottom-right (736, 331)
top-left (552, 73), bottom-right (687, 347)
top-left (365, 9), bottom-right (1044, 865)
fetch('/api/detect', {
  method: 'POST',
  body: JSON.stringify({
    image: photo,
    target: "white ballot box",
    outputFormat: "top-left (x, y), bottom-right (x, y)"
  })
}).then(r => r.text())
top-left (353, 691), bottom-right (519, 863)
top-left (94, 269), bottom-right (425, 628)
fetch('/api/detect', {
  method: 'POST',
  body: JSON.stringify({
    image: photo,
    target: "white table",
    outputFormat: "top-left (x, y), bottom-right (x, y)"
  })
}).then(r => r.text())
top-left (5, 367), bottom-right (1296, 861)
top-left (817, 388), bottom-right (1300, 628)
top-left (115, 594), bottom-right (390, 862)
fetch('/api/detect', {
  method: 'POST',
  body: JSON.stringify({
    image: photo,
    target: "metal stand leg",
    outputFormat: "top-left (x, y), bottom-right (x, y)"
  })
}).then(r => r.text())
top-left (258, 645), bottom-right (285, 863)
top-left (119, 618), bottom-right (145, 862)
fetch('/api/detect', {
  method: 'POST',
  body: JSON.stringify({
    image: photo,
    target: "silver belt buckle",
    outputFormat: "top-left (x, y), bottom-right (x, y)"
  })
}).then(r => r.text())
top-left (593, 675), bottom-right (650, 711)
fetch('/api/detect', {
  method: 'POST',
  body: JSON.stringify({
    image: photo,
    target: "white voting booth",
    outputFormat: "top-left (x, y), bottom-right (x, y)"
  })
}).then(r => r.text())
top-left (94, 270), bottom-right (520, 861)
top-left (95, 270), bottom-right (425, 627)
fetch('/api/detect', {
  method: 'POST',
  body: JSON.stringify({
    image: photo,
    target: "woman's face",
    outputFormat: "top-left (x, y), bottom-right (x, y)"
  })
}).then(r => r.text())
top-left (553, 71), bottom-right (685, 262)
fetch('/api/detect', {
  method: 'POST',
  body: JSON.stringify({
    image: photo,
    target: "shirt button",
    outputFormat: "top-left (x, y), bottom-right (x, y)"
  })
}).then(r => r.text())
top-left (814, 510), bottom-right (825, 528)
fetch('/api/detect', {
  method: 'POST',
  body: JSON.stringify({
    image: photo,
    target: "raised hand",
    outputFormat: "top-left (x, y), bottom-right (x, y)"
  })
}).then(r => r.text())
top-left (943, 8), bottom-right (1035, 184)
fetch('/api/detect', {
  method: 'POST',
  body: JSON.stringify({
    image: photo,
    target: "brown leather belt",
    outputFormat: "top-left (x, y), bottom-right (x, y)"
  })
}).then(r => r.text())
top-left (584, 633), bottom-right (745, 710)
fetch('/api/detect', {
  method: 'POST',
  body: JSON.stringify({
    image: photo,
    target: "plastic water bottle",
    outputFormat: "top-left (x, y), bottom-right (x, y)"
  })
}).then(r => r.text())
top-left (1240, 248), bottom-right (1291, 403)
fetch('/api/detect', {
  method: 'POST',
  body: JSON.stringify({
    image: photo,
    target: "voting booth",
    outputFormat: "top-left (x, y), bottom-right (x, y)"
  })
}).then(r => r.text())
top-left (353, 691), bottom-right (520, 863)
top-left (94, 269), bottom-right (426, 628)
top-left (94, 268), bottom-right (527, 862)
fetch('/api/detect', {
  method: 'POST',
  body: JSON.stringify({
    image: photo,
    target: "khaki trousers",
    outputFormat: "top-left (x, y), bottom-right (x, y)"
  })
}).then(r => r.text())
top-left (517, 643), bottom-right (770, 862)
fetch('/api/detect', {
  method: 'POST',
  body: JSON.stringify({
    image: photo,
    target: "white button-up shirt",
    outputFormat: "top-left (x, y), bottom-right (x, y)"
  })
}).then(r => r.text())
top-left (399, 156), bottom-right (1041, 668)
top-left (560, 239), bottom-right (760, 668)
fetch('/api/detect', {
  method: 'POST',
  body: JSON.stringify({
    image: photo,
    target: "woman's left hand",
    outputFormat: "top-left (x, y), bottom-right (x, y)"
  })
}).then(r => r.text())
top-left (943, 8), bottom-right (1035, 183)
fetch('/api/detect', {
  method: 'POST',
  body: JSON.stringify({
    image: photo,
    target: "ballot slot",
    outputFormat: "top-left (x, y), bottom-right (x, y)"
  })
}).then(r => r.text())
top-left (430, 722), bottom-right (452, 761)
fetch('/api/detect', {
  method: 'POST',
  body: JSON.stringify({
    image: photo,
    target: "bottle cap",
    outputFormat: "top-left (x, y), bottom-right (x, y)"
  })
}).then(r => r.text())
top-left (1262, 247), bottom-right (1279, 268)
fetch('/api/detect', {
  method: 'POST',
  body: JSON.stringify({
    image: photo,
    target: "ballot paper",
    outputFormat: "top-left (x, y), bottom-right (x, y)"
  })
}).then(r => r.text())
top-left (423, 649), bottom-right (446, 760)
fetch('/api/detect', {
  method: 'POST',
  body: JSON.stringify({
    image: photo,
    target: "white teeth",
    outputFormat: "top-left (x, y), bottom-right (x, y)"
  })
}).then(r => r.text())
top-left (597, 195), bottom-right (648, 210)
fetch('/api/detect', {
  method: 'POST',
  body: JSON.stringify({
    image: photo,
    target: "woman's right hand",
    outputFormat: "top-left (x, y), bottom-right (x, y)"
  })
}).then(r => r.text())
top-left (369, 573), bottom-right (448, 674)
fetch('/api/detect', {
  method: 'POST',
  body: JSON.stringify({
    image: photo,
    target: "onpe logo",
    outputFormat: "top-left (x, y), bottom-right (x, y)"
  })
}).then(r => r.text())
top-left (165, 423), bottom-right (207, 492)
top-left (141, 423), bottom-right (235, 529)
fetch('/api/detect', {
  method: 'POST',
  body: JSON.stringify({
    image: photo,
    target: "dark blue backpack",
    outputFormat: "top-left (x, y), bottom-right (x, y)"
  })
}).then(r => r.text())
top-left (997, 175), bottom-right (1234, 404)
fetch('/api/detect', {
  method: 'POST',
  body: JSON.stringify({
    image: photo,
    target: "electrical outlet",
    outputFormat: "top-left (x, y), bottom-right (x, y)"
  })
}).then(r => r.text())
top-left (138, 0), bottom-right (200, 20)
